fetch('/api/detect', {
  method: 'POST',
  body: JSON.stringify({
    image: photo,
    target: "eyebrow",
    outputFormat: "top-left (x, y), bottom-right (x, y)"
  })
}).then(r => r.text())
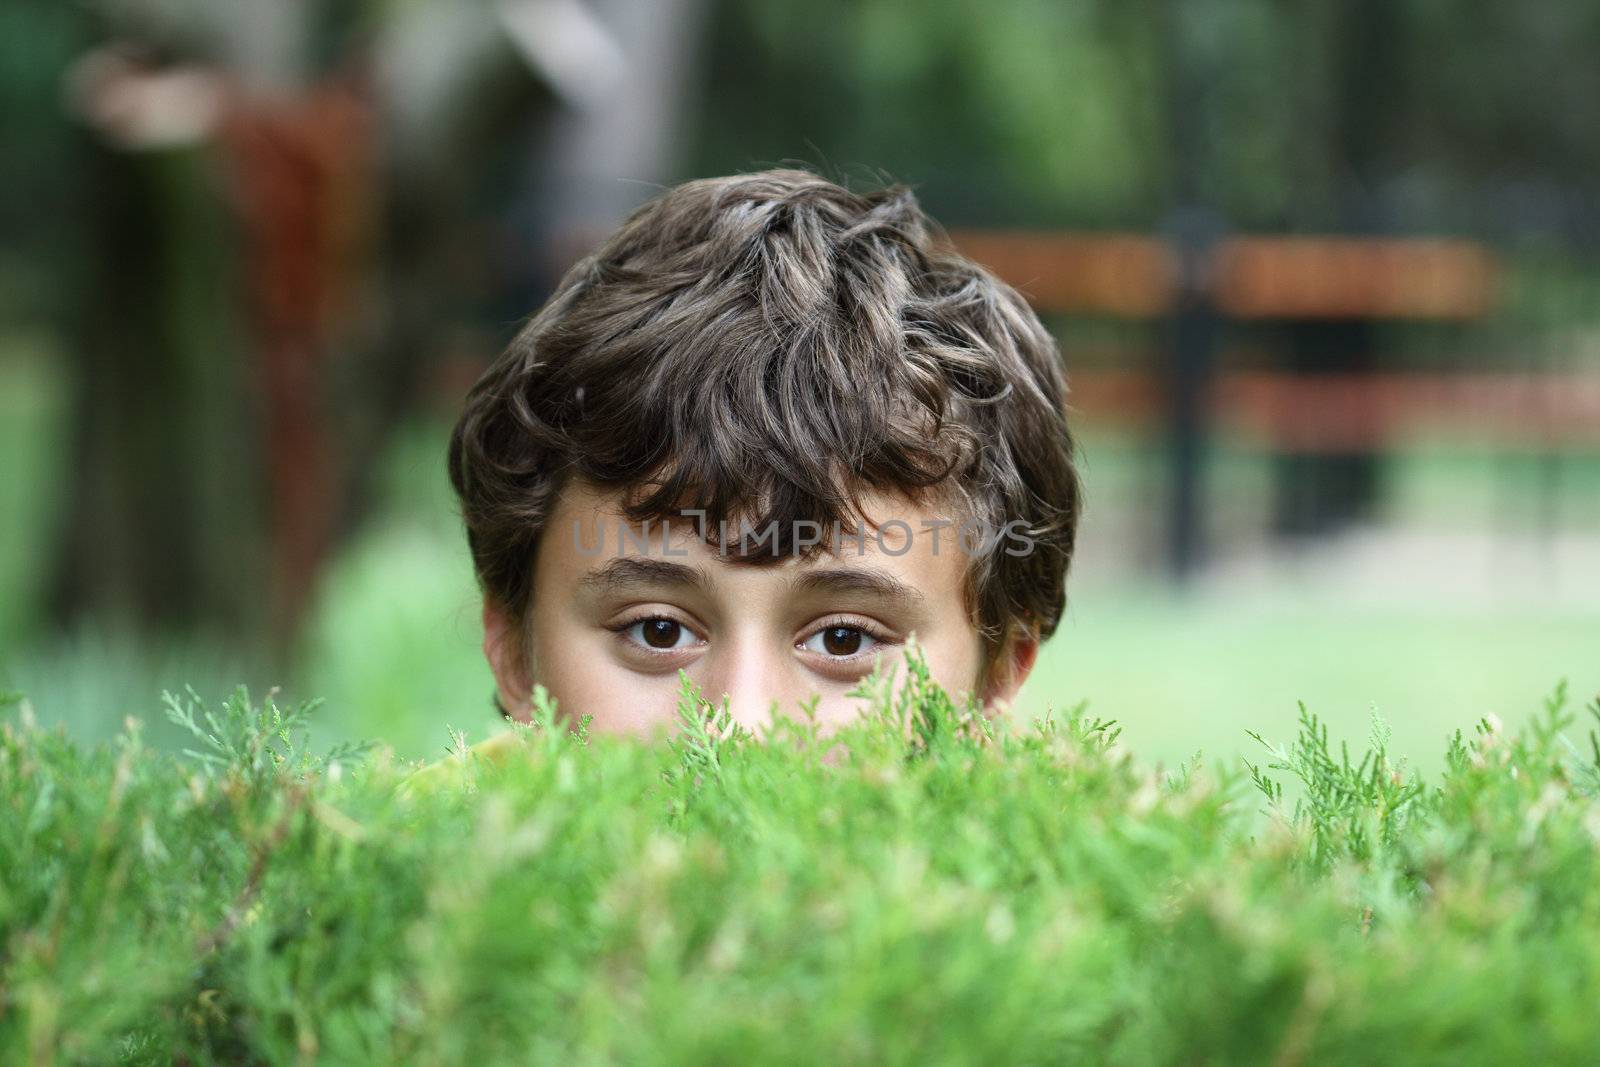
top-left (577, 557), bottom-right (709, 594)
top-left (576, 558), bottom-right (926, 609)
top-left (788, 567), bottom-right (926, 607)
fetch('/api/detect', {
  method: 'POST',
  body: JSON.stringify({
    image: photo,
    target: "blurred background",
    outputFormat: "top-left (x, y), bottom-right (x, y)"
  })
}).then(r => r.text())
top-left (2, 0), bottom-right (1597, 770)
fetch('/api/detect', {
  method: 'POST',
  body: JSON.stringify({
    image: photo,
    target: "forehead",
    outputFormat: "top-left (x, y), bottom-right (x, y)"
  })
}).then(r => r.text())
top-left (537, 478), bottom-right (975, 597)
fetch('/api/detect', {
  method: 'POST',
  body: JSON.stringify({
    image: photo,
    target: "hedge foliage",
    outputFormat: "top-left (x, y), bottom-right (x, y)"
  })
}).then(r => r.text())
top-left (4, 651), bottom-right (1600, 1065)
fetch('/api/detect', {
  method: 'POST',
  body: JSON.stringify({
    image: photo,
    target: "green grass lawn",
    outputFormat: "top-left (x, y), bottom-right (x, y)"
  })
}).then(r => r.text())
top-left (1025, 586), bottom-right (1599, 774)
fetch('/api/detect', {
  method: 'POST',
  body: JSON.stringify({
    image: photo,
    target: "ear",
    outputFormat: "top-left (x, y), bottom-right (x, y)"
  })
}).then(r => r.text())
top-left (482, 599), bottom-right (532, 720)
top-left (980, 631), bottom-right (1039, 714)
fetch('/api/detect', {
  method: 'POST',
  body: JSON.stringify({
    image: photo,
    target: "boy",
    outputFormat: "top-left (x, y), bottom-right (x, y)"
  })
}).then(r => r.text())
top-left (448, 169), bottom-right (1080, 738)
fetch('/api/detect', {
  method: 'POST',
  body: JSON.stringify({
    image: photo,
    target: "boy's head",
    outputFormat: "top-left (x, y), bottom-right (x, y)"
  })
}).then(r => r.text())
top-left (449, 169), bottom-right (1079, 736)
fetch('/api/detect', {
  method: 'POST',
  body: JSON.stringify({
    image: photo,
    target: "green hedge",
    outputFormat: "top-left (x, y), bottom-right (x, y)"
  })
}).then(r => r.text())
top-left (3, 652), bottom-right (1599, 1065)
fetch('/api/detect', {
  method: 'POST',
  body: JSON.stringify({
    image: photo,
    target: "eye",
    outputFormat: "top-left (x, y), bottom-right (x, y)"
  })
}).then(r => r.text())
top-left (800, 624), bottom-right (880, 658)
top-left (623, 617), bottom-right (699, 651)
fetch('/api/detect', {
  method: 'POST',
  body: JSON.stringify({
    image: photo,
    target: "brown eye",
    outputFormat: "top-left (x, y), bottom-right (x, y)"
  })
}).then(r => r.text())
top-left (799, 621), bottom-right (888, 664)
top-left (642, 619), bottom-right (681, 648)
top-left (624, 618), bottom-right (694, 651)
top-left (822, 626), bottom-right (862, 656)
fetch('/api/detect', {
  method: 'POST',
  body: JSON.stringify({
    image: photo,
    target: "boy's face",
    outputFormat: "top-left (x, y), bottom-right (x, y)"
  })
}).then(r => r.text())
top-left (482, 479), bottom-right (1037, 738)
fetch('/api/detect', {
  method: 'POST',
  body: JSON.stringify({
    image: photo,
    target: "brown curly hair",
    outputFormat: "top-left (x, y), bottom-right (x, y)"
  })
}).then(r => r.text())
top-left (448, 169), bottom-right (1080, 679)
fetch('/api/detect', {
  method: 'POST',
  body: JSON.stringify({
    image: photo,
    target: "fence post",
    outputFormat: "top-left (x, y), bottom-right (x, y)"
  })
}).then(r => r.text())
top-left (1164, 209), bottom-right (1224, 581)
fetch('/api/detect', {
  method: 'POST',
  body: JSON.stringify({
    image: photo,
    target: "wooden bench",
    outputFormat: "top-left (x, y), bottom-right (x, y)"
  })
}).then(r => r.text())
top-left (943, 230), bottom-right (1589, 570)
